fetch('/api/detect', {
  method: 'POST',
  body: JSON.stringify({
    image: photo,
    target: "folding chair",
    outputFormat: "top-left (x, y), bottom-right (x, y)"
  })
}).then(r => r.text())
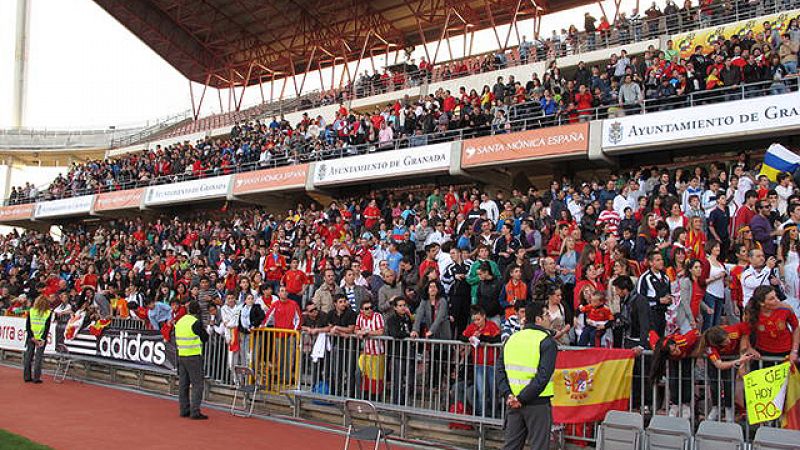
top-left (598, 410), bottom-right (644, 449)
top-left (230, 365), bottom-right (265, 417)
top-left (752, 427), bottom-right (800, 450)
top-left (342, 400), bottom-right (393, 450)
top-left (695, 420), bottom-right (744, 450)
top-left (52, 344), bottom-right (73, 384)
top-left (645, 415), bottom-right (692, 450)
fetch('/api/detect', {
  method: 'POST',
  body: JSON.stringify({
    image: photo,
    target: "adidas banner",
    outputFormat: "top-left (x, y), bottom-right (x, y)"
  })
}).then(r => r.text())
top-left (61, 327), bottom-right (177, 371)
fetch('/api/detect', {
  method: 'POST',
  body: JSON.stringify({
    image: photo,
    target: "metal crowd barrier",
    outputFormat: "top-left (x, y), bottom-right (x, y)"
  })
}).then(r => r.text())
top-left (249, 328), bottom-right (301, 395)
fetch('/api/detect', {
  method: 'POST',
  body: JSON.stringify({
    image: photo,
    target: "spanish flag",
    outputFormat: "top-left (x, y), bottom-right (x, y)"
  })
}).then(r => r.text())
top-left (781, 363), bottom-right (800, 430)
top-left (552, 348), bottom-right (635, 424)
top-left (759, 143), bottom-right (800, 182)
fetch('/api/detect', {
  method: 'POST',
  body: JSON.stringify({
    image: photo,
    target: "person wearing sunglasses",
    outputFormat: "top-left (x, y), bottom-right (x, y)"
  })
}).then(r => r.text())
top-left (749, 200), bottom-right (784, 257)
top-left (355, 299), bottom-right (385, 396)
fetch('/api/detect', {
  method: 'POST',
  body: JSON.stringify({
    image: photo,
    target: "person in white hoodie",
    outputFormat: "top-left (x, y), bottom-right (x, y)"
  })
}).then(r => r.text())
top-left (220, 294), bottom-right (243, 370)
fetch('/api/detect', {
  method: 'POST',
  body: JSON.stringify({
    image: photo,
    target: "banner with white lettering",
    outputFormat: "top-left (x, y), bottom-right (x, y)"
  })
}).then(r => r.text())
top-left (0, 316), bottom-right (57, 354)
top-left (34, 195), bottom-right (94, 219)
top-left (313, 143), bottom-right (452, 186)
top-left (61, 328), bottom-right (177, 371)
top-left (602, 91), bottom-right (800, 151)
top-left (144, 175), bottom-right (232, 206)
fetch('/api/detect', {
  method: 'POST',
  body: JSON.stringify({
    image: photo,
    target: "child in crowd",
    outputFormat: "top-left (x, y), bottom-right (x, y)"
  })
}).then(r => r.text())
top-left (578, 291), bottom-right (614, 346)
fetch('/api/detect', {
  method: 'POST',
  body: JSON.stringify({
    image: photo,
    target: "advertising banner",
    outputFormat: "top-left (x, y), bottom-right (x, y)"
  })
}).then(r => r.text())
top-left (34, 195), bottom-right (94, 219)
top-left (461, 123), bottom-right (589, 168)
top-left (313, 143), bottom-right (451, 186)
top-left (93, 188), bottom-right (145, 212)
top-left (61, 327), bottom-right (177, 371)
top-left (232, 164), bottom-right (308, 195)
top-left (144, 175), bottom-right (232, 206)
top-left (602, 91), bottom-right (800, 151)
top-left (0, 203), bottom-right (34, 222)
top-left (674, 10), bottom-right (800, 59)
top-left (0, 316), bottom-right (57, 354)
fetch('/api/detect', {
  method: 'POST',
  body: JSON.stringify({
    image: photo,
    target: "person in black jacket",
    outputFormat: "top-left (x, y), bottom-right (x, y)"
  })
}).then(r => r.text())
top-left (475, 263), bottom-right (503, 324)
top-left (613, 275), bottom-right (651, 412)
top-left (385, 297), bottom-right (413, 404)
top-left (636, 251), bottom-right (672, 337)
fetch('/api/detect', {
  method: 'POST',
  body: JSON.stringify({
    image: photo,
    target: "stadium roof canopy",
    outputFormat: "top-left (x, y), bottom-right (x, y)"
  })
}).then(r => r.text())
top-left (93, 0), bottom-right (596, 90)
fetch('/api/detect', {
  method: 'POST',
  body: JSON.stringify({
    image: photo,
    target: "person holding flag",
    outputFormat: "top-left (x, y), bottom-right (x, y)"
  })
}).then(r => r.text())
top-left (496, 301), bottom-right (558, 450)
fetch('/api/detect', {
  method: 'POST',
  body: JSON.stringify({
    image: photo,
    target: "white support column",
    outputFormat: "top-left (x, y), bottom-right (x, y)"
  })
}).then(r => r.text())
top-left (13, 0), bottom-right (32, 129)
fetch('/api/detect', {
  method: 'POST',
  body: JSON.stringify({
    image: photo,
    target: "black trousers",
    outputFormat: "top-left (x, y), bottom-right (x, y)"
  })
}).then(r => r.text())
top-left (178, 355), bottom-right (204, 416)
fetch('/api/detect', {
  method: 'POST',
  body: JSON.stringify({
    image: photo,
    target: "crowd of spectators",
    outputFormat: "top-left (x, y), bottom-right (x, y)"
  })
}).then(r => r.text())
top-left (9, 9), bottom-right (799, 205)
top-left (3, 149), bottom-right (800, 419)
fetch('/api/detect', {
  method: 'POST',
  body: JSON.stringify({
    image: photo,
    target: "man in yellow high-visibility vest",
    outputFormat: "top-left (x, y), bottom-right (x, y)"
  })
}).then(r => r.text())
top-left (496, 301), bottom-right (558, 450)
top-left (176, 302), bottom-right (209, 420)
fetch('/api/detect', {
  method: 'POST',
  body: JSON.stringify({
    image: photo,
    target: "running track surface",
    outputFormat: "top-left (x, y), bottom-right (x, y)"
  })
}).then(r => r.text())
top-left (0, 365), bottom-right (413, 450)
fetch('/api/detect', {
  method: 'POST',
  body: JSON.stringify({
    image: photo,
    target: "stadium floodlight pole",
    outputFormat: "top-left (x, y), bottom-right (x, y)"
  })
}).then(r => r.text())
top-left (12, 0), bottom-right (31, 129)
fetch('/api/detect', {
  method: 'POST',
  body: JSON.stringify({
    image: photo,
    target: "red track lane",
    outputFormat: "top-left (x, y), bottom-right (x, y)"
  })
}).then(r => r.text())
top-left (0, 365), bottom-right (412, 450)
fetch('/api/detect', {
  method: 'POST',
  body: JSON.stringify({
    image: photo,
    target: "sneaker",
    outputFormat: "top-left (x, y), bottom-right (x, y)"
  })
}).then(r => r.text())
top-left (681, 405), bottom-right (692, 419)
top-left (33, 380), bottom-right (43, 384)
top-left (668, 405), bottom-right (679, 417)
top-left (707, 406), bottom-right (719, 421)
top-left (180, 412), bottom-right (190, 418)
top-left (190, 413), bottom-right (209, 420)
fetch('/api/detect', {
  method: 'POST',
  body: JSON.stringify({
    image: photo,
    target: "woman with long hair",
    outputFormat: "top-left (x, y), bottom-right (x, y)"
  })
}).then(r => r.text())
top-left (677, 259), bottom-right (702, 333)
top-left (696, 324), bottom-right (755, 421)
top-left (545, 286), bottom-right (572, 345)
top-left (744, 285), bottom-right (800, 365)
top-left (649, 328), bottom-right (701, 418)
top-left (24, 295), bottom-right (52, 383)
top-left (703, 240), bottom-right (727, 330)
top-left (778, 224), bottom-right (800, 316)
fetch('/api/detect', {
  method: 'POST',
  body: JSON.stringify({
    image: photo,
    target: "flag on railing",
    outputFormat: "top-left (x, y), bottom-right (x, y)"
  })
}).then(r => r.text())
top-left (781, 363), bottom-right (800, 430)
top-left (552, 348), bottom-right (635, 424)
top-left (758, 143), bottom-right (800, 182)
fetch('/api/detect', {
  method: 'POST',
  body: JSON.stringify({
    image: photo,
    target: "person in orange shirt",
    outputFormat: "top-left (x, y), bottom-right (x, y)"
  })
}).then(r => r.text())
top-left (502, 266), bottom-right (529, 319)
top-left (281, 258), bottom-right (307, 307)
top-left (363, 200), bottom-right (381, 233)
top-left (685, 216), bottom-right (707, 261)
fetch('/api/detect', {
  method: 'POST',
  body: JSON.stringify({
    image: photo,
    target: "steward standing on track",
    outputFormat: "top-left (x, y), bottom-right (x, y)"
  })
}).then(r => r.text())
top-left (24, 295), bottom-right (52, 384)
top-left (496, 302), bottom-right (558, 450)
top-left (176, 301), bottom-right (209, 420)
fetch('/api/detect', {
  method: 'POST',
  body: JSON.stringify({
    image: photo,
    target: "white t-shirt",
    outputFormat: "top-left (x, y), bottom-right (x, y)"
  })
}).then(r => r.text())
top-left (706, 261), bottom-right (726, 298)
top-left (775, 184), bottom-right (794, 216)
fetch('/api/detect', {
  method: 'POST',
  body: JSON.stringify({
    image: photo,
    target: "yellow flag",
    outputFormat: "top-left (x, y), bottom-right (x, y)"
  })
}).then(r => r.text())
top-left (744, 362), bottom-right (790, 425)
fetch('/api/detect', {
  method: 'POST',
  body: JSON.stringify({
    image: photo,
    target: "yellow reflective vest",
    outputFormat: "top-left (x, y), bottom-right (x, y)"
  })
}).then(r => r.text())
top-left (503, 328), bottom-right (554, 397)
top-left (29, 308), bottom-right (51, 341)
top-left (175, 315), bottom-right (202, 357)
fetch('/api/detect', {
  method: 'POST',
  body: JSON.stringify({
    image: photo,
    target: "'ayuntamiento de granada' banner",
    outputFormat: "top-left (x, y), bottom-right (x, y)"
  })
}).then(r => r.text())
top-left (461, 122), bottom-right (589, 168)
top-left (93, 188), bottom-right (145, 212)
top-left (552, 348), bottom-right (634, 424)
top-left (232, 164), bottom-right (308, 195)
top-left (0, 203), bottom-right (34, 222)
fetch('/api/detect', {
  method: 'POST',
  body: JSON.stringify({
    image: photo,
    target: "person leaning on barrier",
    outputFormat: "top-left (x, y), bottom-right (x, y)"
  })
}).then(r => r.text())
top-left (176, 301), bottom-right (209, 420)
top-left (23, 295), bottom-right (52, 384)
top-left (496, 301), bottom-right (557, 450)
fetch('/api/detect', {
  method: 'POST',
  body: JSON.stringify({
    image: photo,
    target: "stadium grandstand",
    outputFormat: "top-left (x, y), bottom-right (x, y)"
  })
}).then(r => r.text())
top-left (1, 0), bottom-right (800, 448)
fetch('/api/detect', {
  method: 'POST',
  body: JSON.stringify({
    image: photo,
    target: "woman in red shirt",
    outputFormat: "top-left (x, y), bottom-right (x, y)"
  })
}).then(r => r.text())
top-left (700, 323), bottom-right (756, 420)
top-left (745, 285), bottom-right (800, 363)
top-left (650, 328), bottom-right (701, 418)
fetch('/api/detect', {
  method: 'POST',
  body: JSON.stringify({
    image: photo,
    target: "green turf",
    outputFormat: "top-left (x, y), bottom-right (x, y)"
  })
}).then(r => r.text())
top-left (0, 429), bottom-right (52, 450)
